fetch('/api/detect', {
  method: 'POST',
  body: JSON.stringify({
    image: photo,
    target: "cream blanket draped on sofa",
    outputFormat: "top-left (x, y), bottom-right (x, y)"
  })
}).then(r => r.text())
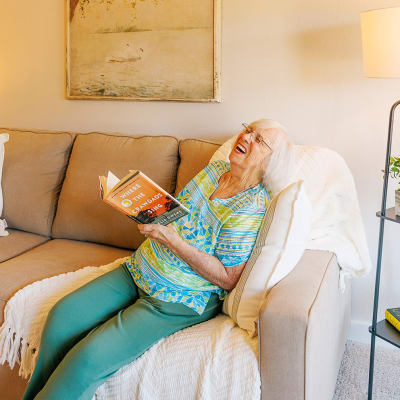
top-left (211, 143), bottom-right (373, 287)
top-left (0, 257), bottom-right (261, 400)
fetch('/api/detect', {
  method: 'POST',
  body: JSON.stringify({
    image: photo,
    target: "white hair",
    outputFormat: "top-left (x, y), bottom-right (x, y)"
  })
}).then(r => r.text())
top-left (248, 119), bottom-right (296, 197)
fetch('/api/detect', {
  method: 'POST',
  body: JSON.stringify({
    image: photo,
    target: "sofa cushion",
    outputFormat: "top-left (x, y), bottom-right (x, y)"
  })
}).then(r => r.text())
top-left (51, 133), bottom-right (179, 250)
top-left (0, 129), bottom-right (75, 236)
top-left (175, 139), bottom-right (220, 195)
top-left (0, 134), bottom-right (9, 236)
top-left (0, 300), bottom-right (4, 326)
top-left (0, 229), bottom-right (49, 263)
top-left (0, 364), bottom-right (27, 399)
top-left (0, 239), bottom-right (132, 304)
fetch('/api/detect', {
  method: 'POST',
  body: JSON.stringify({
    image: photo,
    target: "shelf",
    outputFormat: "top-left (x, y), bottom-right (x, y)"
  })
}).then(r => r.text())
top-left (376, 207), bottom-right (400, 224)
top-left (369, 320), bottom-right (400, 349)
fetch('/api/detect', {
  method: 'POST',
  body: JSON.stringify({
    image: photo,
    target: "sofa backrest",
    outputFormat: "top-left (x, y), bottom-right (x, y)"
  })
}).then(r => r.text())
top-left (51, 132), bottom-right (179, 250)
top-left (0, 128), bottom-right (222, 250)
top-left (175, 139), bottom-right (220, 195)
top-left (1, 128), bottom-right (75, 237)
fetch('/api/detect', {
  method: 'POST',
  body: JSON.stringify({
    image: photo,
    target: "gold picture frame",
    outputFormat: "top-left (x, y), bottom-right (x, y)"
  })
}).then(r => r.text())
top-left (65, 0), bottom-right (221, 102)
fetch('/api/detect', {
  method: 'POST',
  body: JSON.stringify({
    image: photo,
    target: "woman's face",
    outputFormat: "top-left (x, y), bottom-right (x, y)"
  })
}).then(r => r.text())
top-left (229, 125), bottom-right (274, 173)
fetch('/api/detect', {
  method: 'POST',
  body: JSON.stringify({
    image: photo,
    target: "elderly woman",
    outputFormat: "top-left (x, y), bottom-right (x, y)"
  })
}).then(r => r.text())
top-left (22, 119), bottom-right (295, 400)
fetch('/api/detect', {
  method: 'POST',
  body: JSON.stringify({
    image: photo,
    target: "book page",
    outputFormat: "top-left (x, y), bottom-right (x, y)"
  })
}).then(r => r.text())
top-left (109, 170), bottom-right (139, 193)
top-left (106, 171), bottom-right (120, 193)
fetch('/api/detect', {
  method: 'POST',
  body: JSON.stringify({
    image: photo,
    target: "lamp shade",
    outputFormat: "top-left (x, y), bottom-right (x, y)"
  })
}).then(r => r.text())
top-left (360, 7), bottom-right (400, 78)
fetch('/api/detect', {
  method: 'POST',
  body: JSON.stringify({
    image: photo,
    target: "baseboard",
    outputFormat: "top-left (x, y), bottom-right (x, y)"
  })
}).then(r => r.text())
top-left (349, 320), bottom-right (393, 348)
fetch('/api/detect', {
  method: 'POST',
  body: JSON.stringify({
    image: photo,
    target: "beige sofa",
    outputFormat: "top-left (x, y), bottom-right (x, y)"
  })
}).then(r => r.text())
top-left (0, 128), bottom-right (350, 400)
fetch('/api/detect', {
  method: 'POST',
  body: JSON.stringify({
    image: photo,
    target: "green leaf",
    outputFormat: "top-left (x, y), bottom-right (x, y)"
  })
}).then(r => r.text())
top-left (382, 155), bottom-right (400, 181)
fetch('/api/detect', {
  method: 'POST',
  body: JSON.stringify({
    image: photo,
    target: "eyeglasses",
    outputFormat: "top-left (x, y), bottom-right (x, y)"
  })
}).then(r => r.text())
top-left (242, 123), bottom-right (272, 151)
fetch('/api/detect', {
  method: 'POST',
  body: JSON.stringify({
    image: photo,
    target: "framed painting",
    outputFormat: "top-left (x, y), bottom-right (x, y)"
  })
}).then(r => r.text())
top-left (65, 0), bottom-right (221, 102)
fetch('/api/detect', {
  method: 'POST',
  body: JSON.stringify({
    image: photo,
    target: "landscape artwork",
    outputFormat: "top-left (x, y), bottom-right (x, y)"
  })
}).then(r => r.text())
top-left (66, 0), bottom-right (221, 102)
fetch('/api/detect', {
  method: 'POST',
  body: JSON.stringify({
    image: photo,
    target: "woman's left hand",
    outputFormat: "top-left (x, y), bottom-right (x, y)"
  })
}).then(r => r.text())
top-left (138, 224), bottom-right (182, 251)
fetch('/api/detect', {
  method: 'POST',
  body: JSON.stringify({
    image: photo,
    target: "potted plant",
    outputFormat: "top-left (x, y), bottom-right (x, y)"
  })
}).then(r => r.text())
top-left (384, 156), bottom-right (400, 216)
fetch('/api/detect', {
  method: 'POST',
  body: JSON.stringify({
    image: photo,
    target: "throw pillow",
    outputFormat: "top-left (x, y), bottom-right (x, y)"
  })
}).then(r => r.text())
top-left (222, 180), bottom-right (312, 337)
top-left (0, 133), bottom-right (9, 236)
top-left (210, 134), bottom-right (238, 163)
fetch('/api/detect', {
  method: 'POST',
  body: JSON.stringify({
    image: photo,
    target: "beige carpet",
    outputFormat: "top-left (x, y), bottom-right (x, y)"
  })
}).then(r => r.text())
top-left (333, 340), bottom-right (400, 399)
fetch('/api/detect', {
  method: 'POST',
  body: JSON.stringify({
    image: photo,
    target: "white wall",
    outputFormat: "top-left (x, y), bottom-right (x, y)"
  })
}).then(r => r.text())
top-left (1, 0), bottom-right (400, 345)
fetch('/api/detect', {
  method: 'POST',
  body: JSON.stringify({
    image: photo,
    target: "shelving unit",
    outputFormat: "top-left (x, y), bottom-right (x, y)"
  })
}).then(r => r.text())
top-left (368, 99), bottom-right (400, 400)
top-left (369, 319), bottom-right (400, 349)
top-left (368, 207), bottom-right (400, 398)
top-left (376, 207), bottom-right (400, 223)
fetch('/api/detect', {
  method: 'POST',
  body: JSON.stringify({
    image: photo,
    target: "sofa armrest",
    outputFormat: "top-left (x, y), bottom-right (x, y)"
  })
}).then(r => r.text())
top-left (258, 249), bottom-right (350, 400)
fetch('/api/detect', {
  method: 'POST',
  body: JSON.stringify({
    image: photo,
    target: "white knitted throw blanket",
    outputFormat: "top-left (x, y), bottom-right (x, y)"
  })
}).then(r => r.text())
top-left (0, 257), bottom-right (260, 400)
top-left (211, 143), bottom-right (373, 289)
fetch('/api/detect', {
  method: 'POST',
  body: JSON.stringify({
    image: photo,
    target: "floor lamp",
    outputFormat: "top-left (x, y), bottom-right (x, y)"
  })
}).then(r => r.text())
top-left (360, 6), bottom-right (400, 399)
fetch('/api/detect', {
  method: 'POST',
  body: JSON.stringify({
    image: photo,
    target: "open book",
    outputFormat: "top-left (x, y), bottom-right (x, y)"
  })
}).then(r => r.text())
top-left (99, 170), bottom-right (189, 225)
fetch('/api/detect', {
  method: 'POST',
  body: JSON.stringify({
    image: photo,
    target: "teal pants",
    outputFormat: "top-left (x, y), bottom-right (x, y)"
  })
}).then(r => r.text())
top-left (22, 263), bottom-right (222, 400)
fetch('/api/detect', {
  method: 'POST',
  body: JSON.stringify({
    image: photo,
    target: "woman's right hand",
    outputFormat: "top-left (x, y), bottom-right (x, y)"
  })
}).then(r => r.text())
top-left (138, 224), bottom-right (182, 252)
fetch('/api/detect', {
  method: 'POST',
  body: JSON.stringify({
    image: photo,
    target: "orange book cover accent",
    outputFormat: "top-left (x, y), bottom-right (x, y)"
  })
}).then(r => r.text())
top-left (99, 170), bottom-right (189, 225)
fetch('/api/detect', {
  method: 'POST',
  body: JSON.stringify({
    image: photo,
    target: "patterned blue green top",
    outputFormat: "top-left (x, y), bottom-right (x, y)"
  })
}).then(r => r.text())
top-left (126, 160), bottom-right (270, 314)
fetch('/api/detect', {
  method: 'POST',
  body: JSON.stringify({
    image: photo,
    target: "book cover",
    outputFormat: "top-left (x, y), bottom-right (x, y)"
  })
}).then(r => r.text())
top-left (99, 170), bottom-right (189, 225)
top-left (385, 307), bottom-right (400, 332)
